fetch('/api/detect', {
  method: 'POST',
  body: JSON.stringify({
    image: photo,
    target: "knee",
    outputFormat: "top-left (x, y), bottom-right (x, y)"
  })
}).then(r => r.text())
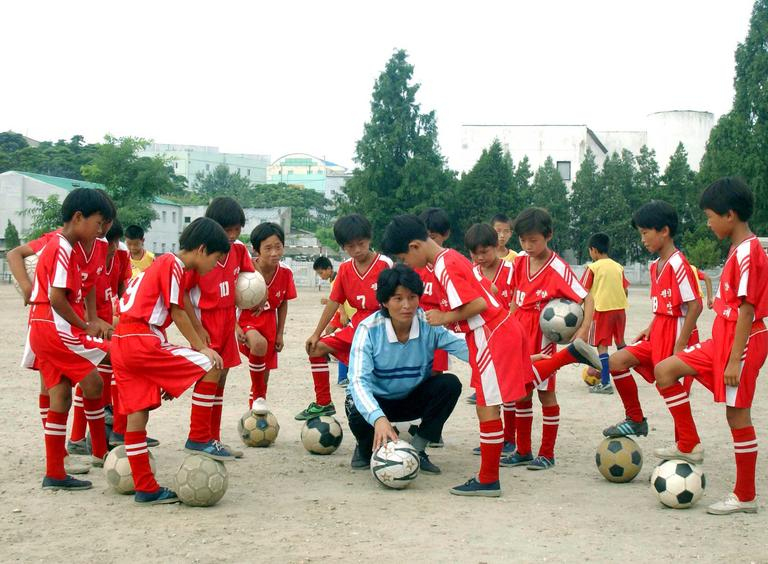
top-left (441, 372), bottom-right (462, 398)
top-left (250, 341), bottom-right (267, 357)
top-left (653, 362), bottom-right (673, 388)
top-left (80, 374), bottom-right (104, 398)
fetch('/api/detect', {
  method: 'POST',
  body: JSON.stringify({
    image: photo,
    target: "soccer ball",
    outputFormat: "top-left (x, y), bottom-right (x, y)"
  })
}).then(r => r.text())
top-left (651, 459), bottom-right (706, 508)
top-left (238, 410), bottom-right (279, 447)
top-left (174, 454), bottom-right (229, 507)
top-left (301, 416), bottom-right (343, 454)
top-left (539, 298), bottom-right (584, 343)
top-left (582, 366), bottom-right (601, 386)
top-left (595, 437), bottom-right (643, 483)
top-left (103, 445), bottom-right (157, 494)
top-left (392, 419), bottom-right (421, 442)
top-left (235, 271), bottom-right (267, 310)
top-left (13, 254), bottom-right (38, 296)
top-left (370, 440), bottom-right (420, 489)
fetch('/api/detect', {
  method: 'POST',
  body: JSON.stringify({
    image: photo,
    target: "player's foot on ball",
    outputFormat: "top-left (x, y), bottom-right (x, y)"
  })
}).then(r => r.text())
top-left (109, 431), bottom-right (125, 447)
top-left (589, 382), bottom-right (614, 395)
top-left (473, 440), bottom-right (515, 456)
top-left (184, 439), bottom-right (236, 462)
top-left (63, 456), bottom-right (90, 475)
top-left (527, 456), bottom-right (556, 470)
top-left (429, 436), bottom-right (445, 448)
top-left (418, 451), bottom-right (441, 474)
top-left (134, 487), bottom-right (180, 506)
top-left (466, 393), bottom-right (477, 405)
top-left (449, 477), bottom-right (501, 497)
top-left (706, 493), bottom-right (758, 515)
top-left (337, 378), bottom-right (349, 388)
top-left (653, 443), bottom-right (704, 464)
top-left (499, 450), bottom-right (534, 467)
top-left (294, 401), bottom-right (336, 420)
top-left (567, 339), bottom-right (602, 370)
top-left (42, 475), bottom-right (92, 491)
top-left (67, 439), bottom-right (90, 456)
top-left (603, 417), bottom-right (649, 438)
top-left (350, 445), bottom-right (370, 469)
top-left (251, 397), bottom-right (269, 415)
top-left (222, 444), bottom-right (244, 458)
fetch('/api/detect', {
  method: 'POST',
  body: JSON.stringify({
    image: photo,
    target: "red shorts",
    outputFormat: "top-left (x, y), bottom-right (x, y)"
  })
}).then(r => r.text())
top-left (589, 309), bottom-right (626, 347)
top-left (111, 322), bottom-right (212, 414)
top-left (624, 314), bottom-right (699, 384)
top-left (677, 318), bottom-right (767, 408)
top-left (433, 349), bottom-right (449, 372)
top-left (200, 307), bottom-right (240, 369)
top-left (318, 324), bottom-right (355, 365)
top-left (469, 312), bottom-right (533, 407)
top-left (29, 319), bottom-right (109, 389)
top-left (238, 310), bottom-right (278, 370)
top-left (514, 308), bottom-right (557, 392)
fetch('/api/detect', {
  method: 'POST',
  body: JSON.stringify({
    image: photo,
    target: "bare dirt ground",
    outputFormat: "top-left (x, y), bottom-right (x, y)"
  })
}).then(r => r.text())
top-left (0, 285), bottom-right (766, 563)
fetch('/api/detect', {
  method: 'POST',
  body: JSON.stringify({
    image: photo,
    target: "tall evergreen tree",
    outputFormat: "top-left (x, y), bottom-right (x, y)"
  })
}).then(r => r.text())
top-left (569, 149), bottom-right (602, 262)
top-left (634, 145), bottom-right (661, 201)
top-left (661, 143), bottom-right (698, 236)
top-left (515, 156), bottom-right (534, 207)
top-left (4, 220), bottom-right (20, 249)
top-left (600, 153), bottom-right (634, 261)
top-left (529, 157), bottom-right (570, 253)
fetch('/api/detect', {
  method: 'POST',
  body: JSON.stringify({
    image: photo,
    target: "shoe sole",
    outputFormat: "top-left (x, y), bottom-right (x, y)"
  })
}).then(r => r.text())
top-left (603, 429), bottom-right (649, 438)
top-left (42, 484), bottom-right (92, 491)
top-left (184, 448), bottom-right (235, 462)
top-left (420, 468), bottom-right (441, 475)
top-left (294, 410), bottom-right (336, 421)
top-left (135, 497), bottom-right (180, 506)
top-left (429, 443), bottom-right (444, 448)
top-left (653, 452), bottom-right (704, 464)
top-left (499, 459), bottom-right (533, 467)
top-left (571, 339), bottom-right (602, 370)
top-left (707, 506), bottom-right (758, 515)
top-left (527, 464), bottom-right (555, 471)
top-left (449, 488), bottom-right (501, 497)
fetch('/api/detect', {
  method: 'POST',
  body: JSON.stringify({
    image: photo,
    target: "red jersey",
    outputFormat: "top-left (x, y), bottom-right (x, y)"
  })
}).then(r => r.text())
top-left (330, 253), bottom-right (392, 326)
top-left (649, 250), bottom-right (699, 317)
top-left (118, 254), bottom-right (184, 331)
top-left (95, 244), bottom-right (131, 322)
top-left (29, 233), bottom-right (84, 322)
top-left (28, 229), bottom-right (107, 296)
top-left (184, 240), bottom-right (255, 311)
top-left (433, 248), bottom-right (503, 334)
top-left (511, 251), bottom-right (587, 311)
top-left (416, 265), bottom-right (443, 311)
top-left (260, 261), bottom-right (298, 313)
top-left (714, 236), bottom-right (768, 322)
top-left (475, 260), bottom-right (514, 309)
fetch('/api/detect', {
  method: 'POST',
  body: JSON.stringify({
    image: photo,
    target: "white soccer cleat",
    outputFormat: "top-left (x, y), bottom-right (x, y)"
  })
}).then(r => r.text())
top-left (707, 493), bottom-right (758, 515)
top-left (251, 397), bottom-right (269, 415)
top-left (653, 443), bottom-right (704, 464)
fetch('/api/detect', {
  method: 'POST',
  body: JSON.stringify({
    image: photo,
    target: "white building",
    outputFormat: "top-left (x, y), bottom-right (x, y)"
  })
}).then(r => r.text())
top-left (267, 153), bottom-right (349, 199)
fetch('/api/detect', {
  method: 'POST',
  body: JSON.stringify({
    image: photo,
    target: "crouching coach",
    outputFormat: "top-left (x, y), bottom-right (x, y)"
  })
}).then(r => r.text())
top-left (346, 264), bottom-right (465, 474)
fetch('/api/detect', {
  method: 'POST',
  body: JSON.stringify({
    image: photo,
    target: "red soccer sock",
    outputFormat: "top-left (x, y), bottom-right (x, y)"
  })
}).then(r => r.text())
top-left (70, 386), bottom-right (87, 442)
top-left (249, 356), bottom-right (267, 407)
top-left (98, 366), bottom-right (113, 407)
top-left (658, 383), bottom-right (700, 452)
top-left (478, 419), bottom-right (504, 484)
top-left (611, 370), bottom-right (644, 422)
top-left (514, 400), bottom-right (534, 456)
top-left (38, 394), bottom-right (50, 429)
top-left (502, 402), bottom-right (516, 444)
top-left (532, 347), bottom-right (579, 380)
top-left (83, 397), bottom-right (107, 458)
top-left (210, 385), bottom-right (225, 441)
top-left (732, 426), bottom-right (758, 502)
top-left (125, 430), bottom-right (159, 493)
top-left (310, 356), bottom-right (331, 406)
top-left (538, 404), bottom-right (560, 459)
top-left (112, 412), bottom-right (127, 435)
top-left (188, 380), bottom-right (217, 443)
top-left (44, 410), bottom-right (67, 479)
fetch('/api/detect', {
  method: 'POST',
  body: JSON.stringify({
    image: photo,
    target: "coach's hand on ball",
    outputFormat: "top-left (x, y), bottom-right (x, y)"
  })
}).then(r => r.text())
top-left (373, 417), bottom-right (399, 451)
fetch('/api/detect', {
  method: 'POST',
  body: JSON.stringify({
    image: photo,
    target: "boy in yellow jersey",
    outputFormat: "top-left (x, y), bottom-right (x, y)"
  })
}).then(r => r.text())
top-left (491, 214), bottom-right (518, 262)
top-left (580, 233), bottom-right (629, 394)
top-left (125, 225), bottom-right (155, 278)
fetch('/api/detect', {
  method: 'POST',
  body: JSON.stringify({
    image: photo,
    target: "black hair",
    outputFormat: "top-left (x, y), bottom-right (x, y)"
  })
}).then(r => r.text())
top-left (491, 213), bottom-right (512, 226)
top-left (124, 225), bottom-right (145, 240)
top-left (105, 219), bottom-right (124, 243)
top-left (313, 256), bottom-right (333, 271)
top-left (206, 196), bottom-right (246, 228)
top-left (333, 214), bottom-right (372, 246)
top-left (251, 222), bottom-right (285, 253)
top-left (95, 189), bottom-right (117, 222)
top-left (513, 207), bottom-right (552, 238)
top-left (61, 188), bottom-right (114, 223)
top-left (699, 177), bottom-right (754, 221)
top-left (376, 263), bottom-right (424, 316)
top-left (418, 207), bottom-right (451, 236)
top-left (179, 217), bottom-right (230, 254)
top-left (381, 215), bottom-right (428, 255)
top-left (464, 223), bottom-right (498, 252)
top-left (588, 232), bottom-right (610, 254)
top-left (631, 200), bottom-right (678, 237)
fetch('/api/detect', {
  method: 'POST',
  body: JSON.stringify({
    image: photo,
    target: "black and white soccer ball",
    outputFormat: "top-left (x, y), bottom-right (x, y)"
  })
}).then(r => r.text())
top-left (370, 440), bottom-right (420, 489)
top-left (651, 459), bottom-right (706, 508)
top-left (391, 419), bottom-right (421, 443)
top-left (539, 298), bottom-right (584, 343)
top-left (175, 454), bottom-right (229, 507)
top-left (301, 415), bottom-right (343, 454)
top-left (595, 437), bottom-right (643, 483)
top-left (238, 410), bottom-right (279, 447)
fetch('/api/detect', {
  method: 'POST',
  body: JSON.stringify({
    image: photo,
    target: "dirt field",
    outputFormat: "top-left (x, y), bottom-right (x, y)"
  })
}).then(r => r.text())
top-left (1, 285), bottom-right (766, 563)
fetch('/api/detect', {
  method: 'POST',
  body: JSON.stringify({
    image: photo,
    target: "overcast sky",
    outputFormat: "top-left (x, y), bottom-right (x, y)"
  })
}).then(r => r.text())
top-left (1, 1), bottom-right (755, 170)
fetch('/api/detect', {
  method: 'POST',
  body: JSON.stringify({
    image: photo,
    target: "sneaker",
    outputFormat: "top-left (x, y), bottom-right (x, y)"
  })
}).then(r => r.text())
top-left (707, 493), bottom-right (758, 515)
top-left (294, 402), bottom-right (336, 421)
top-left (603, 418), bottom-right (649, 438)
top-left (223, 444), bottom-right (244, 459)
top-left (63, 455), bottom-right (91, 475)
top-left (104, 405), bottom-right (114, 427)
top-left (567, 338), bottom-right (602, 370)
top-left (134, 487), bottom-right (180, 506)
top-left (418, 451), bottom-right (441, 474)
top-left (42, 475), bottom-right (92, 491)
top-left (251, 397), bottom-right (269, 415)
top-left (466, 393), bottom-right (477, 405)
top-left (653, 443), bottom-right (704, 464)
top-left (337, 378), bottom-right (349, 388)
top-left (589, 382), bottom-right (614, 395)
top-left (527, 456), bottom-right (556, 470)
top-left (184, 439), bottom-right (236, 462)
top-left (109, 431), bottom-right (125, 447)
top-left (351, 445), bottom-right (370, 469)
top-left (146, 436), bottom-right (160, 448)
top-left (67, 439), bottom-right (90, 456)
top-left (429, 436), bottom-right (445, 448)
top-left (473, 441), bottom-right (516, 456)
top-left (499, 450), bottom-right (534, 467)
top-left (449, 477), bottom-right (501, 497)
top-left (91, 453), bottom-right (107, 468)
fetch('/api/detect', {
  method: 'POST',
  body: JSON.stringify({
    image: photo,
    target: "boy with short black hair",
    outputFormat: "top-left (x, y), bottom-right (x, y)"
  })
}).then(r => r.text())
top-left (113, 217), bottom-right (231, 505)
top-left (491, 213), bottom-right (517, 262)
top-left (125, 224), bottom-right (154, 278)
top-left (654, 178), bottom-right (768, 515)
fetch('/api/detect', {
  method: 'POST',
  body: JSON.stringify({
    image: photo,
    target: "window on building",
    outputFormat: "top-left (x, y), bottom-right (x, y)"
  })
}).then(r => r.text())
top-left (247, 168), bottom-right (251, 176)
top-left (205, 163), bottom-right (210, 172)
top-left (171, 243), bottom-right (176, 252)
top-left (161, 243), bottom-right (166, 253)
top-left (162, 211), bottom-right (167, 222)
top-left (174, 161), bottom-right (178, 170)
top-left (556, 161), bottom-right (571, 181)
top-left (184, 216), bottom-right (191, 223)
top-left (172, 211), bottom-right (177, 223)
top-left (153, 242), bottom-right (158, 252)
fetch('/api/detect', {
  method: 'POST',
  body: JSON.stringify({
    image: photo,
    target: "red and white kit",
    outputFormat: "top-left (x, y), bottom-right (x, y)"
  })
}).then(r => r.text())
top-left (474, 260), bottom-right (514, 309)
top-left (416, 264), bottom-right (449, 372)
top-left (112, 254), bottom-right (213, 414)
top-left (95, 243), bottom-right (131, 323)
top-left (677, 237), bottom-right (768, 407)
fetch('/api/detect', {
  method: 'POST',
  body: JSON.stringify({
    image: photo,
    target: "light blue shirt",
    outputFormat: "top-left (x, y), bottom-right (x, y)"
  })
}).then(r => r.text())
top-left (347, 309), bottom-right (469, 425)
